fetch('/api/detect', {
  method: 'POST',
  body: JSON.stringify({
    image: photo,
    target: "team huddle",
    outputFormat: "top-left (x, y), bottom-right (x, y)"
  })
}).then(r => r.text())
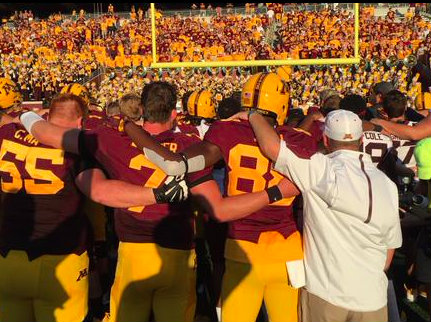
top-left (1, 55), bottom-right (428, 322)
top-left (1, 2), bottom-right (431, 322)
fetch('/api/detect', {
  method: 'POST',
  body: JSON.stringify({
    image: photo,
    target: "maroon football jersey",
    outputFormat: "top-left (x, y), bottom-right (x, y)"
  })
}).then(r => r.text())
top-left (80, 126), bottom-right (211, 249)
top-left (204, 120), bottom-right (317, 243)
top-left (175, 115), bottom-right (200, 136)
top-left (0, 123), bottom-right (89, 260)
top-left (309, 120), bottom-right (325, 143)
top-left (84, 109), bottom-right (106, 130)
top-left (176, 122), bottom-right (200, 136)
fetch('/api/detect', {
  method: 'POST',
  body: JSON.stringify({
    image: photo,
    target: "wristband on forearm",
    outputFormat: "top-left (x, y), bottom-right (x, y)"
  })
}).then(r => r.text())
top-left (266, 185), bottom-right (283, 204)
top-left (20, 111), bottom-right (43, 135)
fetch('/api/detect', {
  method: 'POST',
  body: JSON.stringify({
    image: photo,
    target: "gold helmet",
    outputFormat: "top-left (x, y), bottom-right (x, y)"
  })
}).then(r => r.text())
top-left (187, 90), bottom-right (216, 119)
top-left (276, 66), bottom-right (292, 82)
top-left (0, 78), bottom-right (22, 110)
top-left (60, 83), bottom-right (90, 104)
top-left (241, 72), bottom-right (289, 125)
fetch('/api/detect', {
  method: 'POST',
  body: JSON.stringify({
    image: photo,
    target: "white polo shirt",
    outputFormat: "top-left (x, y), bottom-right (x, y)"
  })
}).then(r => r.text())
top-left (274, 141), bottom-right (402, 312)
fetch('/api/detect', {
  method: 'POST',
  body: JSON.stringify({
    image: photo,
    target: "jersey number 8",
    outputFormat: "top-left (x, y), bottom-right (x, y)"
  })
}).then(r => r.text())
top-left (227, 144), bottom-right (294, 207)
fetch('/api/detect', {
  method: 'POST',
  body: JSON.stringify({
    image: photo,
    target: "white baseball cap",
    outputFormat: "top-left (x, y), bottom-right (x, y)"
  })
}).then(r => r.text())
top-left (324, 110), bottom-right (363, 141)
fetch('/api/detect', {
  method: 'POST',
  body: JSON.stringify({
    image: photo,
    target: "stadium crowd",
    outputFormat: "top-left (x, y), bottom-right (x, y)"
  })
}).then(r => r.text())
top-left (1, 4), bottom-right (431, 108)
top-left (0, 3), bottom-right (431, 322)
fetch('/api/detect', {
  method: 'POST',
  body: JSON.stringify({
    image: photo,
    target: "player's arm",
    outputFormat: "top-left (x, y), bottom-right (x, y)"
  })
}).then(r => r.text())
top-left (125, 121), bottom-right (222, 175)
top-left (75, 168), bottom-right (188, 208)
top-left (190, 178), bottom-right (299, 222)
top-left (124, 121), bottom-right (181, 161)
top-left (0, 113), bottom-right (14, 127)
top-left (230, 111), bottom-right (319, 192)
top-left (418, 109), bottom-right (430, 117)
top-left (298, 111), bottom-right (323, 133)
top-left (19, 111), bottom-right (80, 154)
top-left (229, 111), bottom-right (281, 162)
top-left (371, 113), bottom-right (431, 140)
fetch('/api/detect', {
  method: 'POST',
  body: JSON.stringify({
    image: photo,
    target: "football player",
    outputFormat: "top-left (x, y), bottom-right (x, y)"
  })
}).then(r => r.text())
top-left (371, 112), bottom-right (431, 141)
top-left (18, 81), bottom-right (294, 322)
top-left (176, 90), bottom-right (217, 138)
top-left (121, 73), bottom-right (318, 322)
top-left (61, 83), bottom-right (106, 131)
top-left (0, 93), bottom-right (187, 322)
top-left (62, 83), bottom-right (116, 319)
top-left (360, 91), bottom-right (417, 169)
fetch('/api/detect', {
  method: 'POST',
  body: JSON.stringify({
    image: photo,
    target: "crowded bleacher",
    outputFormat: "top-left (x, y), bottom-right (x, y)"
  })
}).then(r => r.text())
top-left (1, 3), bottom-right (431, 110)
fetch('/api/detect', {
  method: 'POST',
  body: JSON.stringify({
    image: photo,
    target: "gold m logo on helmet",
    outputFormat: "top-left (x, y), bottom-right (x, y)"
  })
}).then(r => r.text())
top-left (0, 78), bottom-right (22, 110)
top-left (76, 268), bottom-right (88, 282)
top-left (1, 82), bottom-right (17, 96)
top-left (241, 72), bottom-right (289, 126)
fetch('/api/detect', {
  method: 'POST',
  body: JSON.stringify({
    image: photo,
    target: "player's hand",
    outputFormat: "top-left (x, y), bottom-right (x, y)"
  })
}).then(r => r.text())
top-left (153, 175), bottom-right (189, 204)
top-left (227, 111), bottom-right (249, 121)
top-left (369, 118), bottom-right (391, 135)
top-left (104, 115), bottom-right (127, 132)
top-left (277, 178), bottom-right (300, 198)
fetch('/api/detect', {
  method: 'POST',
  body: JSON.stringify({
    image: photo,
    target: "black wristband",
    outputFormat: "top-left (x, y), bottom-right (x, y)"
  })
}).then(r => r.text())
top-left (179, 152), bottom-right (189, 174)
top-left (266, 185), bottom-right (283, 204)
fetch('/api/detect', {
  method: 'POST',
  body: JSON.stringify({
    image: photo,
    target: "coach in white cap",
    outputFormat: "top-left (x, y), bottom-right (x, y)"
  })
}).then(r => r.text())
top-left (230, 109), bottom-right (402, 322)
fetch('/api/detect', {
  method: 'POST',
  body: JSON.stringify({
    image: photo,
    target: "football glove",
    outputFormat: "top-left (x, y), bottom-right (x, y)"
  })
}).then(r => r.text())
top-left (153, 175), bottom-right (189, 204)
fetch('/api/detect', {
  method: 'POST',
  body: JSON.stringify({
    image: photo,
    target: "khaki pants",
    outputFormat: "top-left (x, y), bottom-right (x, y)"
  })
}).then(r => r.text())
top-left (299, 289), bottom-right (388, 322)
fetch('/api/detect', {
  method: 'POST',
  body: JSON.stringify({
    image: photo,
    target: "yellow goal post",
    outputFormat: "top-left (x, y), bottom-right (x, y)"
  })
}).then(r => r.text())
top-left (149, 3), bottom-right (360, 68)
